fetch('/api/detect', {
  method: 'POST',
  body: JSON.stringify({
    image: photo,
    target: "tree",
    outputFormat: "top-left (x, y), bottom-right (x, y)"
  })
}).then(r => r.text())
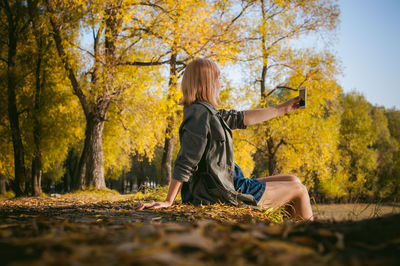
top-left (45, 0), bottom-right (172, 190)
top-left (0, 0), bottom-right (30, 196)
top-left (1, 0), bottom-right (85, 196)
top-left (26, 0), bottom-right (48, 196)
top-left (247, 53), bottom-right (342, 196)
top-left (0, 24), bottom-right (13, 194)
top-left (241, 0), bottom-right (339, 104)
top-left (370, 106), bottom-right (398, 198)
top-left (383, 108), bottom-right (400, 198)
top-left (45, 0), bottom-right (128, 189)
top-left (338, 92), bottom-right (378, 198)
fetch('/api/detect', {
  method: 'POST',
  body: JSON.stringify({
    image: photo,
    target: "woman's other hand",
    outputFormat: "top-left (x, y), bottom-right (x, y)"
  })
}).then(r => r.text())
top-left (135, 200), bottom-right (173, 211)
top-left (281, 96), bottom-right (300, 114)
top-left (135, 179), bottom-right (182, 211)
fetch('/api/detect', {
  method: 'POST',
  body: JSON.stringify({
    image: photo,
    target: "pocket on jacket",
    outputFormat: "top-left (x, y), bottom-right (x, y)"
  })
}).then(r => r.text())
top-left (213, 131), bottom-right (225, 165)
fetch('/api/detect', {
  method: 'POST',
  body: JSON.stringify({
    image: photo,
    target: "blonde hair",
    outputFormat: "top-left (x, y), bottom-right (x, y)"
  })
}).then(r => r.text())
top-left (180, 58), bottom-right (221, 107)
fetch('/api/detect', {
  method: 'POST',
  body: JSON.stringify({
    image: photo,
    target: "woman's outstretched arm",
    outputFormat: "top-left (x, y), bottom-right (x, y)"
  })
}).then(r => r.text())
top-left (136, 179), bottom-right (183, 210)
top-left (244, 96), bottom-right (300, 126)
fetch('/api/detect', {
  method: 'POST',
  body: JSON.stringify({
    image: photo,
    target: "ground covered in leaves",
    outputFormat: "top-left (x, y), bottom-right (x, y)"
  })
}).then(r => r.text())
top-left (0, 191), bottom-right (399, 265)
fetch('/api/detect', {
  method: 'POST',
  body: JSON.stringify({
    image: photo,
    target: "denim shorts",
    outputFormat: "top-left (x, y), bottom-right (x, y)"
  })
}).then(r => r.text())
top-left (233, 163), bottom-right (266, 203)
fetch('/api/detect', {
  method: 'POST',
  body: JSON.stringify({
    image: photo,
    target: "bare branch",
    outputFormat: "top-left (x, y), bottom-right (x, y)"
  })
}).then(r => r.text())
top-left (223, 1), bottom-right (253, 32)
top-left (119, 59), bottom-right (170, 66)
top-left (275, 85), bottom-right (298, 91)
top-left (266, 63), bottom-right (294, 71)
top-left (137, 1), bottom-right (169, 15)
top-left (187, 1), bottom-right (253, 58)
top-left (119, 48), bottom-right (171, 67)
top-left (77, 45), bottom-right (96, 59)
top-left (118, 36), bottom-right (143, 58)
top-left (265, 85), bottom-right (297, 98)
top-left (297, 69), bottom-right (320, 88)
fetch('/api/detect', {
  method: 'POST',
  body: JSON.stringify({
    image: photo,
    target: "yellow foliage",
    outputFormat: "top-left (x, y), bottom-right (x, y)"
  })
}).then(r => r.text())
top-left (233, 129), bottom-right (257, 178)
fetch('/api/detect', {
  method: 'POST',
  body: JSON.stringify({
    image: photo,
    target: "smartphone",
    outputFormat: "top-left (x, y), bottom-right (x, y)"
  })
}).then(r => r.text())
top-left (299, 87), bottom-right (306, 109)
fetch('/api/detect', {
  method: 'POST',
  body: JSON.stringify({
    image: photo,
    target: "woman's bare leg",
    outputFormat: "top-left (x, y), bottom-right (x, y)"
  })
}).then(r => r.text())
top-left (256, 174), bottom-right (301, 183)
top-left (257, 181), bottom-right (314, 221)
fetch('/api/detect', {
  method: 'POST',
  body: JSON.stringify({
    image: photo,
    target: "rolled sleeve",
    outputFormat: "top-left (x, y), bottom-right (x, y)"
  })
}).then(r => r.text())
top-left (172, 110), bottom-right (209, 182)
top-left (217, 109), bottom-right (247, 130)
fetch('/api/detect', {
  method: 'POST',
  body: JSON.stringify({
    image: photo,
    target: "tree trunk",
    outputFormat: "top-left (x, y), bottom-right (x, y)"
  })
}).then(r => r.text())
top-left (6, 6), bottom-right (28, 196)
top-left (161, 51), bottom-right (178, 185)
top-left (267, 138), bottom-right (277, 175)
top-left (74, 115), bottom-right (106, 190)
top-left (312, 170), bottom-right (319, 197)
top-left (63, 170), bottom-right (71, 193)
top-left (137, 172), bottom-right (145, 191)
top-left (31, 145), bottom-right (42, 196)
top-left (260, 64), bottom-right (267, 105)
top-left (31, 159), bottom-right (42, 196)
top-left (161, 115), bottom-right (176, 185)
top-left (64, 148), bottom-right (78, 192)
top-left (0, 174), bottom-right (6, 194)
top-left (31, 31), bottom-right (44, 197)
top-left (119, 174), bottom-right (125, 194)
top-left (260, 0), bottom-right (268, 107)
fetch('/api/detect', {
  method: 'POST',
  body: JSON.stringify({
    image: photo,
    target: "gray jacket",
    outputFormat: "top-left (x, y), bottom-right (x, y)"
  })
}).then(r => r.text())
top-left (172, 100), bottom-right (257, 206)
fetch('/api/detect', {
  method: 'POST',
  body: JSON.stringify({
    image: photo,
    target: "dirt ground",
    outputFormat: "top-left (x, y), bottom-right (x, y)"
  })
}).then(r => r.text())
top-left (313, 203), bottom-right (400, 221)
top-left (0, 195), bottom-right (399, 265)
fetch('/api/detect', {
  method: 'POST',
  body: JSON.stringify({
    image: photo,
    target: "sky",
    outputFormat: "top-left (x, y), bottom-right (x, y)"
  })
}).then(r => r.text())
top-left (336, 0), bottom-right (400, 109)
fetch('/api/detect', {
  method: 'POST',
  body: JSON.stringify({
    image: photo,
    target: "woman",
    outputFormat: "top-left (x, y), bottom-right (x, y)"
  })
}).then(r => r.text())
top-left (137, 58), bottom-right (313, 221)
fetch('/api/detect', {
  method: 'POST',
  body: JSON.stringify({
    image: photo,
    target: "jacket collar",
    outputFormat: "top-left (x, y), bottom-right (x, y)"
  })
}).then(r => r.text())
top-left (194, 100), bottom-right (218, 115)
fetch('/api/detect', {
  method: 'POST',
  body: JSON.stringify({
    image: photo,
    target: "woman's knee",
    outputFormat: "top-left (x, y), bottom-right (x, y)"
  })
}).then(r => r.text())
top-left (293, 182), bottom-right (309, 198)
top-left (287, 175), bottom-right (301, 183)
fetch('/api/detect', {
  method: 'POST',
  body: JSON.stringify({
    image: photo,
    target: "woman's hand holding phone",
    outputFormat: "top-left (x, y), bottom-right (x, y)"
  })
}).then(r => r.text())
top-left (281, 96), bottom-right (301, 114)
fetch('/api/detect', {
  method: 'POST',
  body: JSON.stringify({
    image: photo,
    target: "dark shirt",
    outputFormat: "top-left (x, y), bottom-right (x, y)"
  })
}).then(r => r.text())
top-left (172, 100), bottom-right (257, 206)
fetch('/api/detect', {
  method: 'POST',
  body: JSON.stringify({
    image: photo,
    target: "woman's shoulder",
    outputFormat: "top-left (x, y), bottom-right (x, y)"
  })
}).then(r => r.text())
top-left (183, 102), bottom-right (209, 120)
top-left (185, 101), bottom-right (218, 115)
top-left (182, 101), bottom-right (221, 129)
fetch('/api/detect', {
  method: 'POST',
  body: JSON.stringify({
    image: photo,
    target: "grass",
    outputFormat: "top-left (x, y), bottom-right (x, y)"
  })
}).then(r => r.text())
top-left (129, 185), bottom-right (181, 202)
top-left (66, 187), bottom-right (120, 196)
top-left (62, 187), bottom-right (127, 202)
top-left (126, 185), bottom-right (286, 223)
top-left (312, 202), bottom-right (400, 221)
top-left (0, 191), bottom-right (15, 199)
